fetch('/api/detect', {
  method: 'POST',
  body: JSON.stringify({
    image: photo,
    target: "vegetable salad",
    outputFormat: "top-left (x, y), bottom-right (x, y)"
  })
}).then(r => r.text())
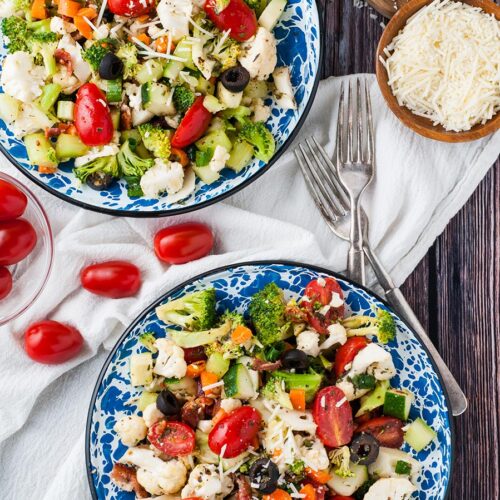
top-left (0, 0), bottom-right (294, 199)
top-left (111, 277), bottom-right (437, 499)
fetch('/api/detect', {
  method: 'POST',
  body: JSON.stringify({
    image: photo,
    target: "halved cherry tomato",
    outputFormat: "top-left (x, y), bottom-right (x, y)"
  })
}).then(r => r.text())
top-left (334, 337), bottom-right (369, 378)
top-left (182, 346), bottom-right (207, 364)
top-left (303, 277), bottom-right (344, 333)
top-left (148, 420), bottom-right (196, 456)
top-left (75, 83), bottom-right (114, 146)
top-left (312, 386), bottom-right (353, 448)
top-left (108, 0), bottom-right (154, 16)
top-left (263, 490), bottom-right (292, 500)
top-left (0, 219), bottom-right (37, 266)
top-left (171, 96), bottom-right (212, 149)
top-left (0, 267), bottom-right (13, 300)
top-left (154, 222), bottom-right (214, 265)
top-left (299, 484), bottom-right (316, 500)
top-left (80, 261), bottom-right (142, 298)
top-left (332, 497), bottom-right (355, 500)
top-left (208, 406), bottom-right (262, 458)
top-left (356, 416), bottom-right (404, 448)
top-left (305, 468), bottom-right (331, 484)
top-left (0, 179), bottom-right (27, 221)
top-left (204, 0), bottom-right (257, 42)
top-left (24, 320), bottom-right (84, 364)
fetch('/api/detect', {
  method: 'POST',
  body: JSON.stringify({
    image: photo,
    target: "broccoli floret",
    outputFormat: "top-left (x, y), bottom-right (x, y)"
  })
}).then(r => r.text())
top-left (74, 155), bottom-right (119, 183)
top-left (2, 16), bottom-right (30, 52)
top-left (139, 332), bottom-right (158, 353)
top-left (351, 373), bottom-right (376, 390)
top-left (83, 42), bottom-right (110, 71)
top-left (173, 85), bottom-right (195, 115)
top-left (289, 459), bottom-right (305, 477)
top-left (212, 37), bottom-right (240, 71)
top-left (239, 119), bottom-right (276, 163)
top-left (221, 106), bottom-right (252, 125)
top-left (14, 0), bottom-right (32, 9)
top-left (249, 283), bottom-right (292, 346)
top-left (137, 123), bottom-right (171, 159)
top-left (219, 310), bottom-right (246, 327)
top-left (272, 370), bottom-right (323, 402)
top-left (205, 340), bottom-right (244, 360)
top-left (342, 308), bottom-right (396, 344)
top-left (261, 377), bottom-right (293, 409)
top-left (329, 446), bottom-right (354, 478)
top-left (117, 139), bottom-right (154, 177)
top-left (156, 289), bottom-right (217, 331)
top-left (116, 42), bottom-right (139, 79)
top-left (31, 31), bottom-right (57, 43)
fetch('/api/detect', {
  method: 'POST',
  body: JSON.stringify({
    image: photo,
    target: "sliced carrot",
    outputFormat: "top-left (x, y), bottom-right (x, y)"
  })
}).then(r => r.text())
top-left (134, 33), bottom-right (151, 45)
top-left (289, 388), bottom-right (306, 411)
top-left (170, 147), bottom-right (189, 167)
top-left (272, 448), bottom-right (282, 458)
top-left (231, 325), bottom-right (253, 345)
top-left (263, 489), bottom-right (292, 500)
top-left (186, 360), bottom-right (206, 378)
top-left (154, 35), bottom-right (175, 54)
top-left (38, 164), bottom-right (57, 174)
top-left (31, 0), bottom-right (48, 20)
top-left (305, 467), bottom-right (331, 484)
top-left (212, 408), bottom-right (227, 425)
top-left (74, 15), bottom-right (93, 40)
top-left (299, 484), bottom-right (316, 500)
top-left (200, 370), bottom-right (219, 395)
top-left (57, 0), bottom-right (82, 17)
top-left (77, 7), bottom-right (97, 19)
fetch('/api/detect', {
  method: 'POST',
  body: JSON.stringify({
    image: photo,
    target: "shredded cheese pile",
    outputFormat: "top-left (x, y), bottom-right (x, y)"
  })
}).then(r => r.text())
top-left (381, 0), bottom-right (500, 132)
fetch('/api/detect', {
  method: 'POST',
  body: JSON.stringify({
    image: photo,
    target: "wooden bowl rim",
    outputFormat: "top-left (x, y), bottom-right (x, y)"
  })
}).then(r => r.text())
top-left (375, 0), bottom-right (500, 143)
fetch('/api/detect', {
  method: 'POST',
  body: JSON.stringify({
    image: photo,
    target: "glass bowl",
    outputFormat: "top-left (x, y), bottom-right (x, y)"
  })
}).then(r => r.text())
top-left (0, 172), bottom-right (54, 325)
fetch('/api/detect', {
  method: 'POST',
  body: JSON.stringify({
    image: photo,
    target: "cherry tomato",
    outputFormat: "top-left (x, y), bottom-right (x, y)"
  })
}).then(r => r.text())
top-left (356, 416), bottom-right (404, 448)
top-left (154, 222), bottom-right (214, 265)
top-left (80, 261), bottom-right (142, 298)
top-left (24, 320), bottom-right (84, 364)
top-left (183, 346), bottom-right (207, 364)
top-left (208, 406), bottom-right (262, 458)
top-left (107, 0), bottom-right (154, 16)
top-left (334, 337), bottom-right (369, 378)
top-left (171, 96), bottom-right (212, 149)
top-left (0, 267), bottom-right (13, 300)
top-left (312, 386), bottom-right (354, 448)
top-left (0, 179), bottom-right (27, 221)
top-left (75, 83), bottom-right (114, 146)
top-left (0, 219), bottom-right (37, 266)
top-left (303, 277), bottom-right (344, 334)
top-left (204, 0), bottom-right (257, 42)
top-left (332, 497), bottom-right (355, 500)
top-left (148, 420), bottom-right (196, 456)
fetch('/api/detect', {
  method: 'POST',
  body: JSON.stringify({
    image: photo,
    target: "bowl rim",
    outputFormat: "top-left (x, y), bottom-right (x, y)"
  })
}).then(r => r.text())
top-left (0, 171), bottom-right (54, 325)
top-left (375, 0), bottom-right (500, 143)
top-left (0, 1), bottom-right (324, 218)
top-left (85, 259), bottom-right (454, 500)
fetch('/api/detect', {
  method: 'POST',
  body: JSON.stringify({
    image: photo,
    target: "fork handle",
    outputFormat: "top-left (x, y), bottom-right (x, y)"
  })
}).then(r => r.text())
top-left (348, 198), bottom-right (366, 285)
top-left (364, 245), bottom-right (468, 417)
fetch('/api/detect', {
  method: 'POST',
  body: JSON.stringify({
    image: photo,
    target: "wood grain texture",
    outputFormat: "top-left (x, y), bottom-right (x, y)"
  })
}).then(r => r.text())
top-left (320, 1), bottom-right (500, 497)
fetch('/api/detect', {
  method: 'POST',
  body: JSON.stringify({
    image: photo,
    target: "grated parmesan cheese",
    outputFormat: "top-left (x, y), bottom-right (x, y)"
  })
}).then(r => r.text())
top-left (381, 0), bottom-right (500, 132)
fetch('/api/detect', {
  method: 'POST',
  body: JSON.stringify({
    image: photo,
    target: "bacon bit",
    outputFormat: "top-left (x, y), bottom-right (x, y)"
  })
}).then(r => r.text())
top-left (45, 127), bottom-right (62, 139)
top-left (54, 49), bottom-right (73, 75)
top-left (252, 358), bottom-right (282, 372)
top-left (111, 464), bottom-right (148, 499)
top-left (120, 104), bottom-right (132, 131)
top-left (181, 397), bottom-right (213, 429)
top-left (234, 475), bottom-right (252, 500)
top-left (137, 14), bottom-right (150, 23)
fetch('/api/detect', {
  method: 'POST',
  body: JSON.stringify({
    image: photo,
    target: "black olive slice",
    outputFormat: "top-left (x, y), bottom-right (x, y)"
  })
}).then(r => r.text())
top-left (281, 349), bottom-right (309, 371)
top-left (156, 389), bottom-right (181, 416)
top-left (350, 432), bottom-right (380, 465)
top-left (220, 65), bottom-right (250, 93)
top-left (249, 458), bottom-right (279, 494)
top-left (86, 172), bottom-right (115, 191)
top-left (99, 53), bottom-right (124, 80)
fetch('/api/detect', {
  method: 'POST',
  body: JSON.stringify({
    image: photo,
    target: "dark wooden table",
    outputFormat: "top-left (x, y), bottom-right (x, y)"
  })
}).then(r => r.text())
top-left (321, 1), bottom-right (500, 498)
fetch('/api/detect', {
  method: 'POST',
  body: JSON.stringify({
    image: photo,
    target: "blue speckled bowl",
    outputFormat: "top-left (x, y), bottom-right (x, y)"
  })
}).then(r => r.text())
top-left (86, 261), bottom-right (453, 500)
top-left (0, 1), bottom-right (322, 216)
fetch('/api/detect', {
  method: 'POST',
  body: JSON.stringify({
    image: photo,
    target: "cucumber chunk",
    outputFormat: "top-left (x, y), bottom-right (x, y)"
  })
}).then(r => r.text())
top-left (259, 0), bottom-right (287, 31)
top-left (327, 463), bottom-right (368, 496)
top-left (168, 322), bottom-right (232, 348)
top-left (137, 391), bottom-right (158, 411)
top-left (55, 134), bottom-right (89, 160)
top-left (164, 39), bottom-right (195, 80)
top-left (193, 165), bottom-right (221, 185)
top-left (244, 80), bottom-right (269, 99)
top-left (355, 380), bottom-right (390, 417)
top-left (226, 140), bottom-right (254, 172)
top-left (56, 101), bottom-right (75, 121)
top-left (196, 130), bottom-right (232, 152)
top-left (0, 94), bottom-right (21, 122)
top-left (39, 83), bottom-right (61, 112)
top-left (136, 59), bottom-right (164, 84)
top-left (203, 95), bottom-right (226, 113)
top-left (106, 79), bottom-right (123, 103)
top-left (383, 388), bottom-right (414, 420)
top-left (24, 133), bottom-right (58, 170)
top-left (217, 82), bottom-right (243, 109)
top-left (404, 418), bottom-right (437, 452)
top-left (206, 352), bottom-right (231, 378)
top-left (130, 352), bottom-right (153, 386)
top-left (143, 83), bottom-right (175, 116)
top-left (223, 363), bottom-right (257, 399)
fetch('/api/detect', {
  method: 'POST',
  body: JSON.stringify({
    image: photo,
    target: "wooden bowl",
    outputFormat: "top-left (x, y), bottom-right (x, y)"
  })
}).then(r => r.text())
top-left (375, 0), bottom-right (500, 142)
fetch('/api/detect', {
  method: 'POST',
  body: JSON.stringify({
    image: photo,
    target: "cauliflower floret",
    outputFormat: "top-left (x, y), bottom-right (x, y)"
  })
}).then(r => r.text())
top-left (140, 159), bottom-right (185, 199)
top-left (153, 338), bottom-right (188, 378)
top-left (220, 398), bottom-right (242, 413)
top-left (157, 0), bottom-right (192, 41)
top-left (57, 34), bottom-right (92, 82)
top-left (143, 403), bottom-right (164, 428)
top-left (251, 98), bottom-right (271, 123)
top-left (114, 415), bottom-right (147, 447)
top-left (239, 27), bottom-right (277, 80)
top-left (320, 323), bottom-right (347, 350)
top-left (8, 103), bottom-right (54, 138)
top-left (50, 16), bottom-right (76, 35)
top-left (272, 67), bottom-right (297, 110)
top-left (0, 52), bottom-right (45, 103)
top-left (121, 448), bottom-right (188, 495)
top-left (52, 69), bottom-right (82, 94)
top-left (94, 24), bottom-right (110, 40)
top-left (349, 343), bottom-right (396, 380)
top-left (296, 329), bottom-right (320, 357)
top-left (197, 419), bottom-right (214, 433)
top-left (295, 434), bottom-right (330, 471)
top-left (181, 464), bottom-right (233, 499)
top-left (124, 83), bottom-right (155, 126)
top-left (208, 145), bottom-right (230, 173)
top-left (0, 0), bottom-right (16, 17)
top-left (364, 477), bottom-right (416, 500)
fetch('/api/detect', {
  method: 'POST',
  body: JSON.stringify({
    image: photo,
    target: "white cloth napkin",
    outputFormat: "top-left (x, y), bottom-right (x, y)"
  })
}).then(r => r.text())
top-left (0, 74), bottom-right (498, 500)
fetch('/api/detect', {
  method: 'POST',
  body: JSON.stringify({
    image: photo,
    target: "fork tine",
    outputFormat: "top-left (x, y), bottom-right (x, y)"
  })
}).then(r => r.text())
top-left (294, 148), bottom-right (340, 224)
top-left (310, 136), bottom-right (350, 211)
top-left (335, 83), bottom-right (345, 167)
top-left (297, 144), bottom-right (344, 218)
top-left (364, 80), bottom-right (374, 165)
top-left (346, 81), bottom-right (353, 164)
top-left (355, 78), bottom-right (363, 164)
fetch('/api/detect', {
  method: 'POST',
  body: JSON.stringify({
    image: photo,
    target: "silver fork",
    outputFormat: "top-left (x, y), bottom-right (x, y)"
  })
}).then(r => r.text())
top-left (294, 137), bottom-right (468, 417)
top-left (336, 79), bottom-right (375, 286)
